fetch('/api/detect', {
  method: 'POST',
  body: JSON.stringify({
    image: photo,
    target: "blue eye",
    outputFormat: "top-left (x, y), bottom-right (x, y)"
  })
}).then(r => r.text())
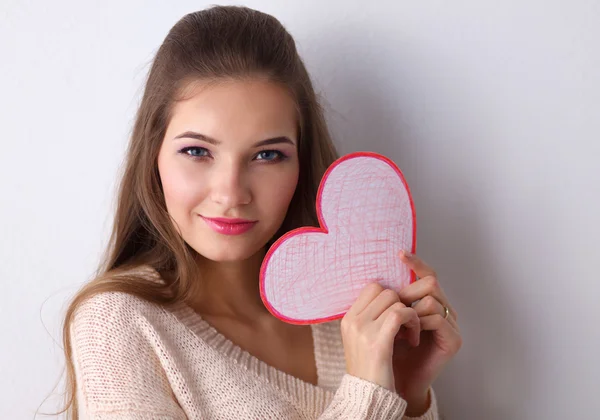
top-left (179, 146), bottom-right (210, 159)
top-left (256, 150), bottom-right (286, 162)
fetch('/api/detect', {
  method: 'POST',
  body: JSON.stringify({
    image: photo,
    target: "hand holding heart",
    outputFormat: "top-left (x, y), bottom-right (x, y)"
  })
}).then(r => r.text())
top-left (392, 251), bottom-right (462, 407)
top-left (342, 251), bottom-right (461, 414)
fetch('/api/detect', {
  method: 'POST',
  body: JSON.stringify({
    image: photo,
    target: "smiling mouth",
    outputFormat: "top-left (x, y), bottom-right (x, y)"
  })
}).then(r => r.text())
top-left (200, 216), bottom-right (258, 235)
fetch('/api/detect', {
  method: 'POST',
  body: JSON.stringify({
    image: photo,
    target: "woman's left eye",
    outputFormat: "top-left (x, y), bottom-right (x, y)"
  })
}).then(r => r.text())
top-left (179, 146), bottom-right (210, 159)
top-left (255, 150), bottom-right (286, 162)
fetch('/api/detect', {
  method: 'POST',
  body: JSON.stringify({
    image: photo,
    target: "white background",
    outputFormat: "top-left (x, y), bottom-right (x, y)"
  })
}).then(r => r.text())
top-left (1, 1), bottom-right (599, 418)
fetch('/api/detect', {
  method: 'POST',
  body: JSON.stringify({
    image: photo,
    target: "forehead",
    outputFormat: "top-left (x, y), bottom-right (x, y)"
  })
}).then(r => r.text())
top-left (167, 78), bottom-right (299, 141)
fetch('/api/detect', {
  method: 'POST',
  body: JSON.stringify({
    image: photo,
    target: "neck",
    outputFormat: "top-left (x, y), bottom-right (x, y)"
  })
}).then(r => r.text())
top-left (191, 247), bottom-right (271, 322)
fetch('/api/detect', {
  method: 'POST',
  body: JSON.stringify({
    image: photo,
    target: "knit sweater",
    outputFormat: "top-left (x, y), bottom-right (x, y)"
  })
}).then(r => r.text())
top-left (70, 268), bottom-right (440, 419)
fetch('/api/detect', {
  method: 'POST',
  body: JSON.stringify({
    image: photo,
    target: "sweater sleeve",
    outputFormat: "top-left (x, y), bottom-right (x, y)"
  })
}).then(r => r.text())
top-left (69, 292), bottom-right (187, 419)
top-left (317, 374), bottom-right (439, 420)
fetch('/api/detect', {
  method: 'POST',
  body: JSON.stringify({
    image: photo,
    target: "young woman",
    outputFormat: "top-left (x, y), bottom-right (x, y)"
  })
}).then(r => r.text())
top-left (59, 5), bottom-right (461, 419)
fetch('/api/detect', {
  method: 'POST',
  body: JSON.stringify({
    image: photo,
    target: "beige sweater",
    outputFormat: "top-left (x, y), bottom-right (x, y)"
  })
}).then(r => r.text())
top-left (70, 271), bottom-right (440, 419)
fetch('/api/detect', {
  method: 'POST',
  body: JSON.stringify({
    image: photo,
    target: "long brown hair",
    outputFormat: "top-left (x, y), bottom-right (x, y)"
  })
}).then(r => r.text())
top-left (40, 5), bottom-right (339, 419)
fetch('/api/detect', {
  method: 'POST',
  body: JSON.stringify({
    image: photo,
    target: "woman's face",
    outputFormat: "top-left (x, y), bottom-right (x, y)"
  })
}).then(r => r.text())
top-left (157, 79), bottom-right (300, 262)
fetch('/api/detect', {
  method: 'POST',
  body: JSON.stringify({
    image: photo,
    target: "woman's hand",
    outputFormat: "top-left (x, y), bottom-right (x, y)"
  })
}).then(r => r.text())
top-left (341, 282), bottom-right (421, 392)
top-left (393, 251), bottom-right (462, 412)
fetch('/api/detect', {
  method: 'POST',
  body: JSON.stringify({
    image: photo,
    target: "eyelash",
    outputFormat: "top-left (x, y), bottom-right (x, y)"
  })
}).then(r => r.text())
top-left (178, 146), bottom-right (288, 163)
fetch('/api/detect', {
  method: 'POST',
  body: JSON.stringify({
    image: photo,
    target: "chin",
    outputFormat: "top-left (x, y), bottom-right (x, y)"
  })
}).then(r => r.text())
top-left (194, 241), bottom-right (266, 263)
top-left (202, 252), bottom-right (253, 263)
top-left (183, 224), bottom-right (281, 263)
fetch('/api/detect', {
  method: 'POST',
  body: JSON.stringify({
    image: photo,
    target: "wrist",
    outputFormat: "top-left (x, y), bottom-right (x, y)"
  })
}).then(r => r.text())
top-left (402, 388), bottom-right (430, 417)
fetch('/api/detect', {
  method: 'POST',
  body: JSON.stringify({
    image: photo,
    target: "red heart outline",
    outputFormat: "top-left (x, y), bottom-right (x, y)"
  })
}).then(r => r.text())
top-left (259, 151), bottom-right (417, 325)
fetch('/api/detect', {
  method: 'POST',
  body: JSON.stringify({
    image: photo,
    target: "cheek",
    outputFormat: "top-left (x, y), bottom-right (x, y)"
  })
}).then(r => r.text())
top-left (260, 168), bottom-right (299, 215)
top-left (159, 159), bottom-right (206, 216)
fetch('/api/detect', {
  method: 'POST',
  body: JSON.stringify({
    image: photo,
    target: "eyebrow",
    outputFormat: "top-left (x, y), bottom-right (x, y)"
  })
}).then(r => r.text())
top-left (174, 131), bottom-right (296, 147)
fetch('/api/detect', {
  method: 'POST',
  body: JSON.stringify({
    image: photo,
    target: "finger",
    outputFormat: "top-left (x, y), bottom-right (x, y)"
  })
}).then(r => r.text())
top-left (420, 314), bottom-right (463, 353)
top-left (379, 303), bottom-right (421, 347)
top-left (361, 288), bottom-right (403, 321)
top-left (346, 282), bottom-right (385, 317)
top-left (446, 313), bottom-right (460, 332)
top-left (414, 296), bottom-right (460, 331)
top-left (398, 275), bottom-right (452, 310)
top-left (397, 250), bottom-right (450, 308)
top-left (400, 278), bottom-right (448, 307)
top-left (399, 251), bottom-right (436, 280)
top-left (442, 305), bottom-right (460, 331)
top-left (412, 295), bottom-right (446, 318)
top-left (398, 277), bottom-right (457, 320)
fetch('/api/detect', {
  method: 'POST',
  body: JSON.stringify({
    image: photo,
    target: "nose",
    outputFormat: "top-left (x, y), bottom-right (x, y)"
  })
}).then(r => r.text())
top-left (209, 161), bottom-right (252, 208)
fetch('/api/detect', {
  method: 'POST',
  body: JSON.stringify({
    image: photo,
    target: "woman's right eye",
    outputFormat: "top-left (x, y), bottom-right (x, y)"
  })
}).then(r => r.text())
top-left (179, 146), bottom-right (210, 159)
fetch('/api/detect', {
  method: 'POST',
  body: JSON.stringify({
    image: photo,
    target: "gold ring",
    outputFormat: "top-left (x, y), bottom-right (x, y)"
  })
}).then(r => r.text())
top-left (443, 306), bottom-right (450, 320)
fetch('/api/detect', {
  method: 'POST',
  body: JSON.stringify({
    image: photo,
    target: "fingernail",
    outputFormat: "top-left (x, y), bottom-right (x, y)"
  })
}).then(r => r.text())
top-left (401, 250), bottom-right (412, 258)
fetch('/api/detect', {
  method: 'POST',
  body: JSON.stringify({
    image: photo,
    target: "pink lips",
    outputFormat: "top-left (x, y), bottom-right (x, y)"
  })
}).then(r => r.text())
top-left (201, 216), bottom-right (257, 235)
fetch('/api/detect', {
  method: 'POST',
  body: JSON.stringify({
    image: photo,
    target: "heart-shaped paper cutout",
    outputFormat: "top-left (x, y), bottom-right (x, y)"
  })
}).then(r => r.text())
top-left (260, 151), bottom-right (416, 325)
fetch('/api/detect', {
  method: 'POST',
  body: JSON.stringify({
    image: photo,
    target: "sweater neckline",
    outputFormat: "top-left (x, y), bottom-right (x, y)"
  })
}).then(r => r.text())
top-left (169, 302), bottom-right (336, 408)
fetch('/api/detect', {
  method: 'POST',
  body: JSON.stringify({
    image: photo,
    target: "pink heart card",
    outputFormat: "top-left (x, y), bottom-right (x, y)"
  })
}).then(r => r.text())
top-left (259, 151), bottom-right (417, 325)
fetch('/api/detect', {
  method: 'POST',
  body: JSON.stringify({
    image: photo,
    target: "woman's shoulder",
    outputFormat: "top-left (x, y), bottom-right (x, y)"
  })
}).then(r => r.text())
top-left (73, 288), bottom-right (153, 323)
top-left (71, 265), bottom-right (169, 337)
top-left (69, 267), bottom-right (188, 417)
